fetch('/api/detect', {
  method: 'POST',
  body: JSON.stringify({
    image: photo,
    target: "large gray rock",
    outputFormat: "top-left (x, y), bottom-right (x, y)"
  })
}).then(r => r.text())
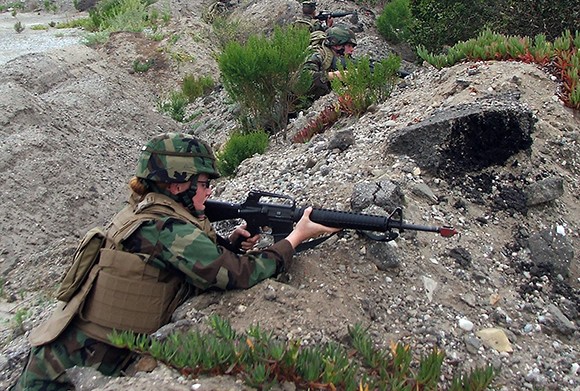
top-left (387, 99), bottom-right (536, 177)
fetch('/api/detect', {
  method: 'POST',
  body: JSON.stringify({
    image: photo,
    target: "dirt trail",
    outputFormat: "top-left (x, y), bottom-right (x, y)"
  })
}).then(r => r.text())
top-left (0, 10), bottom-right (86, 64)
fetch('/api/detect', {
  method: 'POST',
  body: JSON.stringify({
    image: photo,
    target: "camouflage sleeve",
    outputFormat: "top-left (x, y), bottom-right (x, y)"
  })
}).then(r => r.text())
top-left (303, 52), bottom-right (332, 97)
top-left (122, 217), bottom-right (295, 290)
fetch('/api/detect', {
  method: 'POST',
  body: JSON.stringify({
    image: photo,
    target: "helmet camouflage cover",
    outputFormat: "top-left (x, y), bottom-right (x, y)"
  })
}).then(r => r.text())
top-left (136, 132), bottom-right (220, 183)
top-left (325, 25), bottom-right (357, 47)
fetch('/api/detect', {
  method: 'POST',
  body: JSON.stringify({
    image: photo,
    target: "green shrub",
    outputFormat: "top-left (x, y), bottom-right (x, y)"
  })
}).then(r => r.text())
top-left (83, 0), bottom-right (160, 41)
top-left (376, 0), bottom-right (414, 43)
top-left (44, 0), bottom-right (58, 13)
top-left (182, 74), bottom-right (215, 102)
top-left (218, 25), bottom-right (311, 133)
top-left (158, 91), bottom-right (190, 122)
top-left (408, 0), bottom-right (578, 54)
top-left (132, 58), bottom-right (154, 73)
top-left (216, 130), bottom-right (269, 177)
top-left (331, 55), bottom-right (401, 116)
top-left (494, 0), bottom-right (580, 41)
top-left (409, 0), bottom-right (497, 53)
top-left (56, 17), bottom-right (95, 31)
top-left (13, 308), bottom-right (30, 331)
top-left (417, 29), bottom-right (580, 110)
top-left (211, 16), bottom-right (253, 49)
top-left (0, 2), bottom-right (24, 12)
top-left (14, 21), bottom-right (25, 33)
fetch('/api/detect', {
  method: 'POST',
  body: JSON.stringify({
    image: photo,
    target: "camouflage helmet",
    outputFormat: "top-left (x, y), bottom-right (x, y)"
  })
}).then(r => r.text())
top-left (325, 25), bottom-right (357, 47)
top-left (135, 132), bottom-right (220, 183)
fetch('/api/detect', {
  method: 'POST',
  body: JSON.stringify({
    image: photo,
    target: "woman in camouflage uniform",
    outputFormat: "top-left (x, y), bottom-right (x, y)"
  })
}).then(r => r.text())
top-left (12, 132), bottom-right (339, 390)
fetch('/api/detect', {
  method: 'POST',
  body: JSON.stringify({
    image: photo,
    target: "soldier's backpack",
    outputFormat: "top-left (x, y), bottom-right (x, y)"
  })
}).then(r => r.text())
top-left (54, 227), bottom-right (106, 302)
top-left (308, 31), bottom-right (334, 71)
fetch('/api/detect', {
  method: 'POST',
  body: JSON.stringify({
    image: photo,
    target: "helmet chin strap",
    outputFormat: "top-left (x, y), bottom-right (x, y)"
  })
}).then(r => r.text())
top-left (150, 177), bottom-right (205, 217)
top-left (177, 176), bottom-right (206, 217)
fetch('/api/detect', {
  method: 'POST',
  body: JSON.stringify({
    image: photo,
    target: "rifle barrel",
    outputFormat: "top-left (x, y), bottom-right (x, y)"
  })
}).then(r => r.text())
top-left (306, 207), bottom-right (457, 237)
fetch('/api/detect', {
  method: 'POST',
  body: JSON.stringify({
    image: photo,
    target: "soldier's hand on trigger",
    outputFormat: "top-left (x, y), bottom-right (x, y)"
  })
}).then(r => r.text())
top-left (229, 224), bottom-right (260, 251)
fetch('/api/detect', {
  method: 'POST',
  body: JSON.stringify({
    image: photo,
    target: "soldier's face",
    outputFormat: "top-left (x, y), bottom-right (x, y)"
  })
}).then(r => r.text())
top-left (343, 43), bottom-right (355, 56)
top-left (192, 173), bottom-right (212, 211)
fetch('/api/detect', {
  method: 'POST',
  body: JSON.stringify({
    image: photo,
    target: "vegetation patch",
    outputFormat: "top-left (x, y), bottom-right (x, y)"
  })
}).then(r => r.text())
top-left (216, 130), bottom-right (269, 177)
top-left (218, 25), bottom-right (311, 134)
top-left (417, 29), bottom-right (580, 110)
top-left (109, 315), bottom-right (496, 390)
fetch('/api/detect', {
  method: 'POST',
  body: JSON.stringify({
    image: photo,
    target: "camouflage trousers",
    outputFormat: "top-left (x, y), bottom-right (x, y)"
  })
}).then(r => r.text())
top-left (11, 325), bottom-right (134, 391)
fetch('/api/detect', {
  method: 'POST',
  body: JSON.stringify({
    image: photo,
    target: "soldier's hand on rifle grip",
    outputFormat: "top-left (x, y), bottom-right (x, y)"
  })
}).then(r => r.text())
top-left (229, 224), bottom-right (260, 252)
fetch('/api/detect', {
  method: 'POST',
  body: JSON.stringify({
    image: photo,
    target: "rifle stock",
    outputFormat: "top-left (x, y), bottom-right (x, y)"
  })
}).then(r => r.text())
top-left (204, 190), bottom-right (458, 251)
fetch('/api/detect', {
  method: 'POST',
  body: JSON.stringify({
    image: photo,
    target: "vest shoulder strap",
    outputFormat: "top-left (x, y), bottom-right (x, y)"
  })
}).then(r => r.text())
top-left (106, 193), bottom-right (203, 246)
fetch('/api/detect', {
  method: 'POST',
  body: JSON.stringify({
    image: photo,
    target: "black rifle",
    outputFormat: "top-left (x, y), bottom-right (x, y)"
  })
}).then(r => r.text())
top-left (204, 190), bottom-right (457, 252)
top-left (315, 10), bottom-right (357, 22)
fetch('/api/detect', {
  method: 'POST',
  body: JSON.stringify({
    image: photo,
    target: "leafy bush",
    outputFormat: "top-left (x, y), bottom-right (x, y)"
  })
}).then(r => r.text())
top-left (376, 0), bottom-right (414, 43)
top-left (407, 0), bottom-right (578, 53)
top-left (493, 0), bottom-right (580, 41)
top-left (409, 0), bottom-right (497, 53)
top-left (55, 17), bottom-right (95, 31)
top-left (14, 21), bottom-right (25, 33)
top-left (216, 130), bottom-right (269, 177)
top-left (330, 55), bottom-right (401, 116)
top-left (182, 74), bottom-right (215, 102)
top-left (210, 16), bottom-right (254, 49)
top-left (292, 55), bottom-right (401, 143)
top-left (0, 2), bottom-right (24, 12)
top-left (83, 0), bottom-right (162, 40)
top-left (218, 25), bottom-right (311, 133)
top-left (89, 0), bottom-right (147, 31)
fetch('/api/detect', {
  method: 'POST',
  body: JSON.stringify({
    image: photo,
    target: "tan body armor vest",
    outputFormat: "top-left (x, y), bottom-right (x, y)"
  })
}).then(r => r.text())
top-left (30, 192), bottom-right (215, 346)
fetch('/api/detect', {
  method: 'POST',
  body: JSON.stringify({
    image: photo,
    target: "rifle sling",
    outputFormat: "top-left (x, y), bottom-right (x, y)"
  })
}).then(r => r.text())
top-left (295, 233), bottom-right (337, 252)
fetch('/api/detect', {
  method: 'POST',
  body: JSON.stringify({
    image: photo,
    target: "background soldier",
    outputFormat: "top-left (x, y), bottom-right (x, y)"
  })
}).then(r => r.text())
top-left (299, 25), bottom-right (357, 106)
top-left (294, 0), bottom-right (333, 32)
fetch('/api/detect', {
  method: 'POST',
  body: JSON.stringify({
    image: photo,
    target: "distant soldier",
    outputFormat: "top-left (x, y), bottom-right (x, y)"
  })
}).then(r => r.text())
top-left (300, 25), bottom-right (357, 105)
top-left (294, 0), bottom-right (333, 32)
top-left (11, 132), bottom-right (339, 390)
